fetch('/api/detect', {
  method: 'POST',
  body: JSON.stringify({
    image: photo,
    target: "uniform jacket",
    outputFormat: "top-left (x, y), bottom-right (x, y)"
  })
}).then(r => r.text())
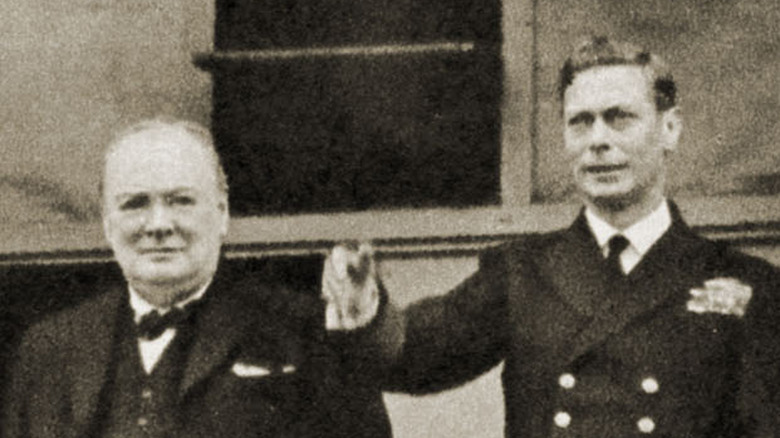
top-left (382, 203), bottom-right (780, 438)
top-left (2, 262), bottom-right (391, 438)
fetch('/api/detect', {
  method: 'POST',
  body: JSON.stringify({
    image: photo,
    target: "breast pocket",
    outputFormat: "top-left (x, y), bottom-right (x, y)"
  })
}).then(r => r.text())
top-left (210, 367), bottom-right (307, 436)
top-left (231, 363), bottom-right (304, 402)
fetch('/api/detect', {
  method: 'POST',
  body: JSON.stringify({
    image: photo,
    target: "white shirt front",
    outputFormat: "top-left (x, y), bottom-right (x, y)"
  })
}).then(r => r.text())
top-left (128, 283), bottom-right (210, 374)
top-left (585, 200), bottom-right (672, 274)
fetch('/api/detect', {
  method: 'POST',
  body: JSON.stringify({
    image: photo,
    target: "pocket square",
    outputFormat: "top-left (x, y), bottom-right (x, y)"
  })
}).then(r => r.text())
top-left (231, 362), bottom-right (298, 378)
top-left (231, 362), bottom-right (272, 378)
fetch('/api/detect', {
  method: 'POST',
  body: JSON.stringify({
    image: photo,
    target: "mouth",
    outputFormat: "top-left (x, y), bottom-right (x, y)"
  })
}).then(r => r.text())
top-left (138, 248), bottom-right (184, 255)
top-left (584, 163), bottom-right (628, 174)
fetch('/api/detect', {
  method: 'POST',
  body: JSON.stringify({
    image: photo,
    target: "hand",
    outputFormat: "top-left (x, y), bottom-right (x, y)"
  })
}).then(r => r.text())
top-left (322, 242), bottom-right (380, 330)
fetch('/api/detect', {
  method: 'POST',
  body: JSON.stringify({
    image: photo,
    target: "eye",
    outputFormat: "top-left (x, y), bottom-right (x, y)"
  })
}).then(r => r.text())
top-left (168, 195), bottom-right (196, 206)
top-left (119, 195), bottom-right (149, 210)
top-left (604, 108), bottom-right (635, 128)
top-left (567, 113), bottom-right (594, 127)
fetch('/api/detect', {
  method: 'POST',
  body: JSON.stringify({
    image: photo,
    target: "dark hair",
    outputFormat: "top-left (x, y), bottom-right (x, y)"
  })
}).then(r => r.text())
top-left (558, 36), bottom-right (677, 112)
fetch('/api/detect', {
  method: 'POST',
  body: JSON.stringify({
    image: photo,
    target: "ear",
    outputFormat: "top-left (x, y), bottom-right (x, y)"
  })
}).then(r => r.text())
top-left (102, 205), bottom-right (114, 244)
top-left (659, 107), bottom-right (682, 152)
top-left (217, 196), bottom-right (230, 238)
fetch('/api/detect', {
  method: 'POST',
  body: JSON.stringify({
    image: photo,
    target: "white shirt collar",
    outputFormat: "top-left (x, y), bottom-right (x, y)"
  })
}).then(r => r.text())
top-left (585, 200), bottom-right (672, 258)
top-left (128, 280), bottom-right (212, 323)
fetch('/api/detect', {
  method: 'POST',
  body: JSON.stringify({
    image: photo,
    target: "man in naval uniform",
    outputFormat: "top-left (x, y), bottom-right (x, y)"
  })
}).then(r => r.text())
top-left (323, 37), bottom-right (780, 437)
top-left (2, 118), bottom-right (391, 438)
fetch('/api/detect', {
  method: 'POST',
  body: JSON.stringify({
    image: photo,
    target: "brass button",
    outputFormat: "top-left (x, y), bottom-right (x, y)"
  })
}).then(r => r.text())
top-left (637, 416), bottom-right (655, 433)
top-left (641, 377), bottom-right (659, 394)
top-left (558, 373), bottom-right (576, 389)
top-left (554, 411), bottom-right (571, 428)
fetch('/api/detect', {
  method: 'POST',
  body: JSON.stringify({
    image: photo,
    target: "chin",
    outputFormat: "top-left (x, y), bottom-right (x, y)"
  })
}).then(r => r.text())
top-left (584, 186), bottom-right (635, 208)
top-left (133, 264), bottom-right (189, 284)
top-left (584, 183), bottom-right (628, 199)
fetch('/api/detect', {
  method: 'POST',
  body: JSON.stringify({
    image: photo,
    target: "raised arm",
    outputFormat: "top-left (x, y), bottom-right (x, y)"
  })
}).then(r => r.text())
top-left (322, 242), bottom-right (514, 394)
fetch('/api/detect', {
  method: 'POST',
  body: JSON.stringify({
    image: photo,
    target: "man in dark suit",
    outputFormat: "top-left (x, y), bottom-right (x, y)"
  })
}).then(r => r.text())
top-left (2, 118), bottom-right (391, 438)
top-left (324, 37), bottom-right (780, 437)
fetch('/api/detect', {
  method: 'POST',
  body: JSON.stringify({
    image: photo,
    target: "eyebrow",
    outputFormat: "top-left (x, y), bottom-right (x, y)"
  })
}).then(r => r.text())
top-left (112, 187), bottom-right (197, 200)
top-left (603, 105), bottom-right (632, 112)
top-left (566, 104), bottom-right (633, 116)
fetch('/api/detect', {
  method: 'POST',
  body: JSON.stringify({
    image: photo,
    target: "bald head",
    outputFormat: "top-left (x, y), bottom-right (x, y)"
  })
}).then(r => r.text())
top-left (102, 118), bottom-right (228, 202)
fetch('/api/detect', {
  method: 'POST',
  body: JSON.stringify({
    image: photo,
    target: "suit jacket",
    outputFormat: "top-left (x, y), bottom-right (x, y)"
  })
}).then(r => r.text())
top-left (2, 262), bottom-right (391, 438)
top-left (381, 203), bottom-right (780, 437)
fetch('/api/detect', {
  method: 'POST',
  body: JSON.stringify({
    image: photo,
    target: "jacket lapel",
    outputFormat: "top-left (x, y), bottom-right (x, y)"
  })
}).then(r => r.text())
top-left (179, 273), bottom-right (251, 396)
top-left (71, 286), bottom-right (125, 431)
top-left (544, 212), bottom-right (611, 319)
top-left (563, 204), bottom-right (705, 364)
top-left (178, 270), bottom-right (301, 396)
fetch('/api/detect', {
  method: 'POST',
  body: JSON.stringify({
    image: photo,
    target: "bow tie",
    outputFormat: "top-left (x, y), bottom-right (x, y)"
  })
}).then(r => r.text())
top-left (137, 306), bottom-right (195, 340)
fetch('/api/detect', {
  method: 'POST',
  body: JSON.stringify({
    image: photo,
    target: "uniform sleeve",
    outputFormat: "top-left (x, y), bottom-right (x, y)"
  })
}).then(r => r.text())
top-left (736, 258), bottom-right (780, 437)
top-left (381, 245), bottom-right (512, 394)
top-left (2, 331), bottom-right (35, 438)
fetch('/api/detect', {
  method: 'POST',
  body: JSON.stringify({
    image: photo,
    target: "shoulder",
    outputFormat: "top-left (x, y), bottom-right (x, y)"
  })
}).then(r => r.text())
top-left (721, 246), bottom-right (779, 281)
top-left (19, 289), bottom-right (120, 354)
top-left (213, 259), bottom-right (325, 340)
top-left (481, 230), bottom-right (567, 267)
top-left (691, 235), bottom-right (780, 286)
top-left (6, 289), bottom-right (120, 387)
top-left (217, 257), bottom-right (321, 305)
top-left (720, 247), bottom-right (780, 316)
top-left (682, 234), bottom-right (780, 323)
top-left (668, 201), bottom-right (778, 281)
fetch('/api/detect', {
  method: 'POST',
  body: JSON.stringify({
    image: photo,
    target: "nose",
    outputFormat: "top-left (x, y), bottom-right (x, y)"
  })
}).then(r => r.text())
top-left (588, 118), bottom-right (611, 154)
top-left (143, 202), bottom-right (174, 239)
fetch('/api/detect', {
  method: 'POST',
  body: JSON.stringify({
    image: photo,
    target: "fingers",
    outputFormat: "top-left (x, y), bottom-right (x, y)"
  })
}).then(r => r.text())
top-left (330, 245), bottom-right (350, 280)
top-left (322, 242), bottom-right (379, 330)
top-left (322, 248), bottom-right (351, 307)
top-left (329, 242), bottom-right (375, 283)
top-left (322, 252), bottom-right (352, 329)
top-left (347, 243), bottom-right (375, 284)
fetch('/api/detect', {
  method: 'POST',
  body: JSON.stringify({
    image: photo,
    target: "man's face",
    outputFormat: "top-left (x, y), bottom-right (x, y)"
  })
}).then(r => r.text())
top-left (563, 65), bottom-right (680, 209)
top-left (102, 128), bottom-right (228, 305)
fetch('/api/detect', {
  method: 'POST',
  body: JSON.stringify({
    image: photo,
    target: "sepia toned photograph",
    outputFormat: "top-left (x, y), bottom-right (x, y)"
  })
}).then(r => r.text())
top-left (1, 0), bottom-right (779, 437)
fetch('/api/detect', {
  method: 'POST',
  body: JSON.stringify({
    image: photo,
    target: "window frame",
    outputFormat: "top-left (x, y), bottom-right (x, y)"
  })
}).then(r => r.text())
top-left (2, 0), bottom-right (779, 264)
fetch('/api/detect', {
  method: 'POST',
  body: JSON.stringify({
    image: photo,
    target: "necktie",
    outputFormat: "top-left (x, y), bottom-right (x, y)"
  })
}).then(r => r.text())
top-left (605, 234), bottom-right (630, 278)
top-left (137, 306), bottom-right (194, 340)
